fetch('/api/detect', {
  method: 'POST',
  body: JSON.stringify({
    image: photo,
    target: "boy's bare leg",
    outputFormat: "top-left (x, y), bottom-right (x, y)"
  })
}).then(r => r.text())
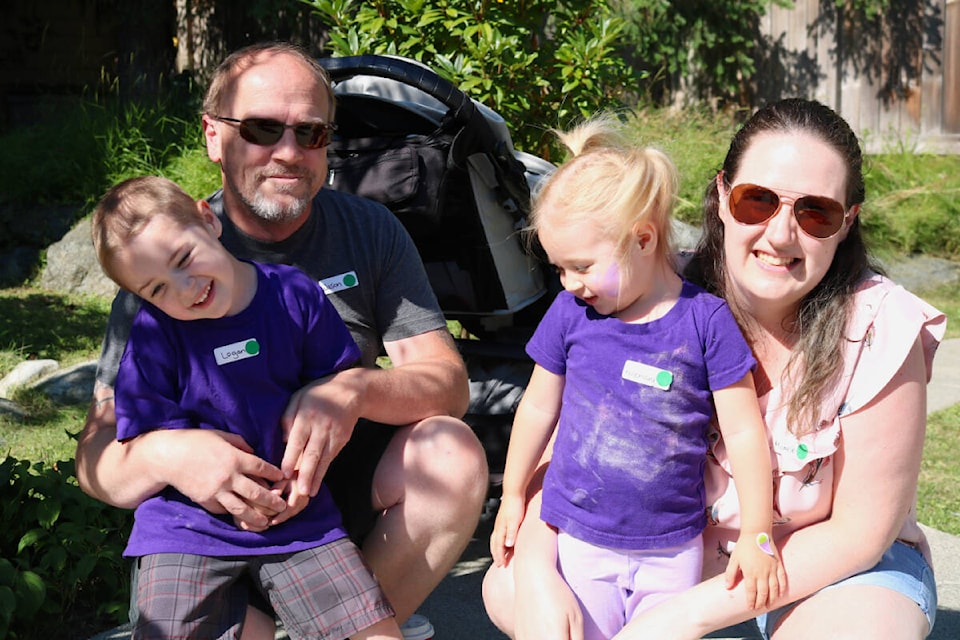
top-left (351, 618), bottom-right (403, 640)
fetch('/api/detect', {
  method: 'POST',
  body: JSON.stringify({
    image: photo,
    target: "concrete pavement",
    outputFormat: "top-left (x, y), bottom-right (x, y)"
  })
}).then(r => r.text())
top-left (91, 339), bottom-right (960, 639)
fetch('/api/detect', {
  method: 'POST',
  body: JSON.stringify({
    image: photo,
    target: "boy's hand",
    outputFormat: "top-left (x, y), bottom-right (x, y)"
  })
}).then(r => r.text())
top-left (266, 471), bottom-right (310, 527)
top-left (233, 472), bottom-right (310, 532)
top-left (725, 531), bottom-right (786, 609)
top-left (490, 493), bottom-right (527, 567)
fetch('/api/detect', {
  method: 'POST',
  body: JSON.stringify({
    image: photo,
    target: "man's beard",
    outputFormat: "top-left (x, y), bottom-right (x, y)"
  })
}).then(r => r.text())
top-left (247, 190), bottom-right (311, 223)
top-left (227, 168), bottom-right (314, 223)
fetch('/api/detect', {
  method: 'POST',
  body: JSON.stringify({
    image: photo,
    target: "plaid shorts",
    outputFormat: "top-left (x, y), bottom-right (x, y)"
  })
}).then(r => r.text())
top-left (132, 538), bottom-right (394, 640)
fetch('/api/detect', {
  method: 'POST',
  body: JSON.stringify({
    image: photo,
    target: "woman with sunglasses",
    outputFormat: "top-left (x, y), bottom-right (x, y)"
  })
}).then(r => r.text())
top-left (482, 98), bottom-right (945, 640)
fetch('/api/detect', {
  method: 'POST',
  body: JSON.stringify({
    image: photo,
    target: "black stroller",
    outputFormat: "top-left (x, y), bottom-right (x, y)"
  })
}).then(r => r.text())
top-left (317, 55), bottom-right (560, 480)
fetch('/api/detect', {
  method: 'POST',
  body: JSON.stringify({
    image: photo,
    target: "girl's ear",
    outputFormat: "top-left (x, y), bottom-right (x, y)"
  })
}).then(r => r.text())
top-left (196, 200), bottom-right (223, 239)
top-left (634, 221), bottom-right (657, 255)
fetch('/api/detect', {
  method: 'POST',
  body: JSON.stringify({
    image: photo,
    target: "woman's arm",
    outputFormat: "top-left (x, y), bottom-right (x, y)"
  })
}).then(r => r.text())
top-left (613, 336), bottom-right (929, 639)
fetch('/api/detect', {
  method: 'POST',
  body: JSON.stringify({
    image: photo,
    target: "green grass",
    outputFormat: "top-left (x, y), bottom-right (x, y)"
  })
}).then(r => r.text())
top-left (918, 404), bottom-right (960, 535)
top-left (0, 288), bottom-right (111, 464)
top-left (0, 287), bottom-right (111, 370)
top-left (914, 280), bottom-right (960, 340)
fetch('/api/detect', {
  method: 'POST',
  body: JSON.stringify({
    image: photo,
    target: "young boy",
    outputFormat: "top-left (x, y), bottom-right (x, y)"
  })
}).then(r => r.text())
top-left (90, 175), bottom-right (402, 640)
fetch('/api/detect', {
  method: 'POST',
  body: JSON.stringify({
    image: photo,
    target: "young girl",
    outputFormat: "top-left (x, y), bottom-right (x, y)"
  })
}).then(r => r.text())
top-left (489, 116), bottom-right (784, 639)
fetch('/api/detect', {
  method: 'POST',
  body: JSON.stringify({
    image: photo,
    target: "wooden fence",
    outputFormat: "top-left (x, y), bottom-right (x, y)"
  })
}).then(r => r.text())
top-left (757, 0), bottom-right (959, 153)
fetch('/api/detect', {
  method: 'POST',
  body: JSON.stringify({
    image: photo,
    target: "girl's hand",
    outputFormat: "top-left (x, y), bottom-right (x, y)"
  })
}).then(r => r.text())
top-left (490, 493), bottom-right (527, 567)
top-left (725, 531), bottom-right (786, 609)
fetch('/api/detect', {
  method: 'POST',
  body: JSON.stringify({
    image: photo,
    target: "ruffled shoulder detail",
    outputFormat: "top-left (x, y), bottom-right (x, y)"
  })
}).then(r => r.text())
top-left (840, 272), bottom-right (946, 416)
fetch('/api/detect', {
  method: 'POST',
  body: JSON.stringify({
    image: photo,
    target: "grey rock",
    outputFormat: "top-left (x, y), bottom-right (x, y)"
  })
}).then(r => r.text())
top-left (0, 359), bottom-right (60, 398)
top-left (0, 397), bottom-right (26, 421)
top-left (32, 360), bottom-right (98, 406)
top-left (39, 216), bottom-right (118, 299)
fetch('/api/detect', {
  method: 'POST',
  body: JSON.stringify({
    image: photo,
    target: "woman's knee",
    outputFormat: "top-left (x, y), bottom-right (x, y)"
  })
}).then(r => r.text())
top-left (772, 585), bottom-right (929, 640)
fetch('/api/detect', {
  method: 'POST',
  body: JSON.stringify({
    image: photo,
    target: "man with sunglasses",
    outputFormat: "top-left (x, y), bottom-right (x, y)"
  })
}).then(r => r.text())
top-left (76, 41), bottom-right (488, 639)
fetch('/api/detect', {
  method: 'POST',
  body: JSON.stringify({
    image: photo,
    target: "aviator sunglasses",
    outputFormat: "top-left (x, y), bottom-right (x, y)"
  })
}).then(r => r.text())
top-left (727, 182), bottom-right (849, 239)
top-left (214, 116), bottom-right (336, 150)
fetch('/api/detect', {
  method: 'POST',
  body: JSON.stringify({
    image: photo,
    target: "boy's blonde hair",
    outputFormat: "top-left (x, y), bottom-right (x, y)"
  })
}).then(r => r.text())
top-left (91, 176), bottom-right (204, 287)
top-left (531, 115), bottom-right (678, 268)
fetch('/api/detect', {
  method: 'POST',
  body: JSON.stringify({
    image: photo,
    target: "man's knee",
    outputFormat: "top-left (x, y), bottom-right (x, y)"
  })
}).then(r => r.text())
top-left (373, 416), bottom-right (487, 512)
top-left (422, 415), bottom-right (488, 492)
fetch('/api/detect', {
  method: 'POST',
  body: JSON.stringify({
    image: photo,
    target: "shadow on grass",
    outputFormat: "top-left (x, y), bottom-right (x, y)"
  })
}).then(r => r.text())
top-left (0, 289), bottom-right (110, 362)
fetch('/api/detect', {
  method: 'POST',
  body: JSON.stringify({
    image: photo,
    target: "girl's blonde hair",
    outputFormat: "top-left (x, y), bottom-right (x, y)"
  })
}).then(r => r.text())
top-left (530, 115), bottom-right (678, 268)
top-left (91, 176), bottom-right (204, 287)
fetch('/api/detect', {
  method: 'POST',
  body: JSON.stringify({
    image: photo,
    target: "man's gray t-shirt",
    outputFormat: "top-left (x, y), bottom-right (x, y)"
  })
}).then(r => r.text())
top-left (97, 188), bottom-right (447, 385)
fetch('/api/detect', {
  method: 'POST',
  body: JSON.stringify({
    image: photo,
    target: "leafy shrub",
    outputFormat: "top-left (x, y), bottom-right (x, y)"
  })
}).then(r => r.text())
top-left (0, 457), bottom-right (132, 639)
top-left (303, 0), bottom-right (635, 157)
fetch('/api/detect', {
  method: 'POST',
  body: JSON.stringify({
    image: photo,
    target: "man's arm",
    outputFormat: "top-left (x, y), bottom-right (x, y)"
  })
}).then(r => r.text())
top-left (75, 379), bottom-right (288, 527)
top-left (280, 326), bottom-right (470, 496)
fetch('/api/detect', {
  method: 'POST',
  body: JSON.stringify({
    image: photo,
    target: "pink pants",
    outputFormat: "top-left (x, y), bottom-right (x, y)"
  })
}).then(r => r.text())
top-left (557, 531), bottom-right (703, 640)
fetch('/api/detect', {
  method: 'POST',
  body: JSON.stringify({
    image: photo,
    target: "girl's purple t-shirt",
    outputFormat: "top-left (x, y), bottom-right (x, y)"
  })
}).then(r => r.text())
top-left (529, 280), bottom-right (755, 550)
top-left (116, 262), bottom-right (360, 557)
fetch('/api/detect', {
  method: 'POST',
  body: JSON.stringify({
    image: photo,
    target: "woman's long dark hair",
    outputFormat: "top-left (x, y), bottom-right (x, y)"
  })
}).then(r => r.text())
top-left (685, 98), bottom-right (883, 435)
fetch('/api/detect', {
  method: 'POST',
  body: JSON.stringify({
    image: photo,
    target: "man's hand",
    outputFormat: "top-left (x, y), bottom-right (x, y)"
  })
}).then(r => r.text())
top-left (279, 370), bottom-right (365, 498)
top-left (149, 429), bottom-right (288, 530)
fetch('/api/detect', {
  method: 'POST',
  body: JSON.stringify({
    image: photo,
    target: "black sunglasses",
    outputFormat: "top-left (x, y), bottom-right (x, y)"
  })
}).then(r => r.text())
top-left (728, 183), bottom-right (849, 239)
top-left (214, 116), bottom-right (336, 150)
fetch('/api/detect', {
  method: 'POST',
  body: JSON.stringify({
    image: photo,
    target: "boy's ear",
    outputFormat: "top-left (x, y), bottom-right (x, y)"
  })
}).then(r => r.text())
top-left (196, 200), bottom-right (223, 238)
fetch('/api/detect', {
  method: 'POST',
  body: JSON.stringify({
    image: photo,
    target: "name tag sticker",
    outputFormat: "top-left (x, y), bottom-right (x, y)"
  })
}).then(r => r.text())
top-left (214, 338), bottom-right (261, 366)
top-left (320, 271), bottom-right (359, 295)
top-left (622, 359), bottom-right (674, 391)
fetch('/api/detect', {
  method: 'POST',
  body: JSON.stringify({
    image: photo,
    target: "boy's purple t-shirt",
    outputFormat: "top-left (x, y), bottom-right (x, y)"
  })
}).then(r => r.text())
top-left (116, 262), bottom-right (361, 557)
top-left (529, 280), bottom-right (755, 550)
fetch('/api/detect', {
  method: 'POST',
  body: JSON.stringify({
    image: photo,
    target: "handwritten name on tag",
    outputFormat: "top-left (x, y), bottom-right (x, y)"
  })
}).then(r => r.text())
top-left (621, 359), bottom-right (673, 391)
top-left (214, 338), bottom-right (261, 366)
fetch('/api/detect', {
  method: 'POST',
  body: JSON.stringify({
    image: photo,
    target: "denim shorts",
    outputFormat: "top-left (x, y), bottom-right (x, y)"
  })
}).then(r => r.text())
top-left (756, 541), bottom-right (937, 639)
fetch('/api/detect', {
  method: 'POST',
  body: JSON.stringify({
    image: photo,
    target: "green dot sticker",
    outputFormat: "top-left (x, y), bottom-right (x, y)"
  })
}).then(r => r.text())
top-left (796, 443), bottom-right (809, 460)
top-left (343, 273), bottom-right (357, 287)
top-left (245, 339), bottom-right (260, 355)
top-left (656, 370), bottom-right (674, 389)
